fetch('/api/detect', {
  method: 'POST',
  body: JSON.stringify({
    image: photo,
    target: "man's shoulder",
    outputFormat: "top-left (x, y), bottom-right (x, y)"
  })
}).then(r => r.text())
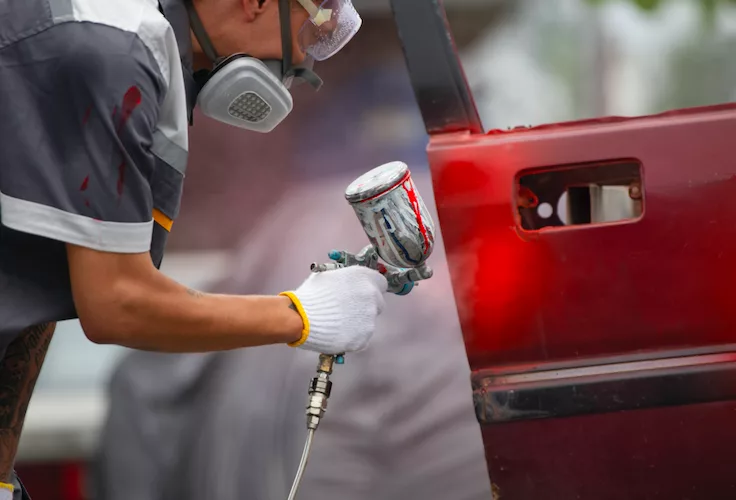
top-left (1, 0), bottom-right (175, 84)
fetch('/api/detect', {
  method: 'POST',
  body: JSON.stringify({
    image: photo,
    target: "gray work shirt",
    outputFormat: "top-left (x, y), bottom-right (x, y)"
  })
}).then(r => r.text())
top-left (0, 0), bottom-right (197, 353)
top-left (95, 173), bottom-right (493, 500)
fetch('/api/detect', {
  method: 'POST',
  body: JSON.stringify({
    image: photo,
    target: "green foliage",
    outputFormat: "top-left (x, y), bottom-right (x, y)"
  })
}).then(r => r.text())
top-left (585, 0), bottom-right (662, 10)
top-left (584, 0), bottom-right (736, 15)
top-left (584, 0), bottom-right (736, 29)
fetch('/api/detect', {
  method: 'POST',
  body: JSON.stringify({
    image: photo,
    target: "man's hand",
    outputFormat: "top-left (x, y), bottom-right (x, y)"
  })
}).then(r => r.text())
top-left (281, 266), bottom-right (389, 354)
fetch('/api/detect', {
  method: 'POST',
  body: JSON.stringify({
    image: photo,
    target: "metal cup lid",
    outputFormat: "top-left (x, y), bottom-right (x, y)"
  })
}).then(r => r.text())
top-left (345, 161), bottom-right (409, 203)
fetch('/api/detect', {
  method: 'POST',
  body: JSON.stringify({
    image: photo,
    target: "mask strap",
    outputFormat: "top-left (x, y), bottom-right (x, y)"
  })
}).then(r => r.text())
top-left (279, 0), bottom-right (323, 90)
top-left (185, 1), bottom-right (221, 64)
top-left (291, 67), bottom-right (324, 90)
top-left (278, 0), bottom-right (293, 77)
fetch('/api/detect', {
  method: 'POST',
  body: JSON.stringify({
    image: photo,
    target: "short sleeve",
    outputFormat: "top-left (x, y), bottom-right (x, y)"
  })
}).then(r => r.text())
top-left (0, 22), bottom-right (168, 253)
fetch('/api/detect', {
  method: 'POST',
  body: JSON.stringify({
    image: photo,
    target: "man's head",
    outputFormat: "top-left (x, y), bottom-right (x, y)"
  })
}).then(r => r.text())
top-left (190, 0), bottom-right (305, 69)
top-left (190, 0), bottom-right (360, 70)
top-left (187, 0), bottom-right (361, 133)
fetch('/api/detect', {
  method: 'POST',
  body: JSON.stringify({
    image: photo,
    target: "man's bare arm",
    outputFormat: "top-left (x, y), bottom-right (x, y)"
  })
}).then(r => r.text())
top-left (66, 244), bottom-right (304, 352)
top-left (0, 323), bottom-right (55, 481)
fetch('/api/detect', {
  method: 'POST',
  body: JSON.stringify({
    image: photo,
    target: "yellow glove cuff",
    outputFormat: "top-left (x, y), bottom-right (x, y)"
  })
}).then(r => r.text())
top-left (0, 482), bottom-right (13, 493)
top-left (279, 291), bottom-right (310, 348)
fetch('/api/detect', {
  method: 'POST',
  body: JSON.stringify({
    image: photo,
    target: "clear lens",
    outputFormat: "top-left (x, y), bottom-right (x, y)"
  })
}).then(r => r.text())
top-left (297, 0), bottom-right (362, 61)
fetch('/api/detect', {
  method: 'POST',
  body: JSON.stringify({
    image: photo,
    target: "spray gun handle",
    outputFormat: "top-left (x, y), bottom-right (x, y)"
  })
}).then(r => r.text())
top-left (380, 262), bottom-right (434, 296)
top-left (327, 245), bottom-right (378, 268)
top-left (312, 245), bottom-right (433, 296)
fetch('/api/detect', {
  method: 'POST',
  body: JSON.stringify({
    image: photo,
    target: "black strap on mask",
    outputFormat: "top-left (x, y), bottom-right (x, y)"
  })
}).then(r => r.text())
top-left (278, 0), bottom-right (293, 76)
top-left (278, 0), bottom-right (323, 90)
top-left (185, 1), bottom-right (220, 64)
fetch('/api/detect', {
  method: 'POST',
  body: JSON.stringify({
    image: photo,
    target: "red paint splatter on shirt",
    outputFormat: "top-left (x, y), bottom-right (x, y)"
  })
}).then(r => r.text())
top-left (116, 161), bottom-right (126, 196)
top-left (117, 86), bottom-right (142, 133)
top-left (114, 86), bottom-right (142, 197)
top-left (82, 105), bottom-right (92, 126)
top-left (80, 175), bottom-right (89, 191)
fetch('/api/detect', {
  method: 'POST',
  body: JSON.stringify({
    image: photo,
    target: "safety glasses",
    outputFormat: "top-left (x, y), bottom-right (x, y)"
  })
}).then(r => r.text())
top-left (294, 0), bottom-right (363, 61)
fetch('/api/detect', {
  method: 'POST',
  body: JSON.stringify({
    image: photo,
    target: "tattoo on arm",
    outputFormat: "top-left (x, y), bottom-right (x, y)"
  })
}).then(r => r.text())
top-left (0, 323), bottom-right (55, 481)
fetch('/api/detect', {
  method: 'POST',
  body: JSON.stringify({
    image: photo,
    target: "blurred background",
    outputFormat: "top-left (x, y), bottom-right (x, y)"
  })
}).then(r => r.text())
top-left (15, 0), bottom-right (736, 498)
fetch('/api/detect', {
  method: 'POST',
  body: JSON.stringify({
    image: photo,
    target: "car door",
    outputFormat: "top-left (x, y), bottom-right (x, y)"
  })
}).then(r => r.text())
top-left (390, 1), bottom-right (736, 498)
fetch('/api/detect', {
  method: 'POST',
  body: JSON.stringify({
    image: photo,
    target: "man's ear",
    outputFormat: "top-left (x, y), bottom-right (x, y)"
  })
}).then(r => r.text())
top-left (241, 0), bottom-right (271, 21)
top-left (242, 0), bottom-right (274, 20)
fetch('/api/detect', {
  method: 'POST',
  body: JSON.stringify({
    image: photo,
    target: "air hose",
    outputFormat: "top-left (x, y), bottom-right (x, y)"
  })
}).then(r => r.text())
top-left (286, 353), bottom-right (344, 500)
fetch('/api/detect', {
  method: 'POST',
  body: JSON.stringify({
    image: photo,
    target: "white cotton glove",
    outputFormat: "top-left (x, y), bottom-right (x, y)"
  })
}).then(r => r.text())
top-left (280, 266), bottom-right (389, 354)
top-left (0, 482), bottom-right (12, 500)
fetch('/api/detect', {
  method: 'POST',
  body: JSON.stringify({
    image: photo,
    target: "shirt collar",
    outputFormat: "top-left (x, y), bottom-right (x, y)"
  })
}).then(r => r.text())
top-left (159, 0), bottom-right (199, 121)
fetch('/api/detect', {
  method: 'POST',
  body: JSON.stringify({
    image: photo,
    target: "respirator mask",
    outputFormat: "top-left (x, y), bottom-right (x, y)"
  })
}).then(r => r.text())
top-left (186, 0), bottom-right (362, 133)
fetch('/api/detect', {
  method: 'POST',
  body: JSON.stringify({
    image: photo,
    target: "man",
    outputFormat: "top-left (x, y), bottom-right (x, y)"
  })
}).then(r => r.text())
top-left (0, 0), bottom-right (387, 497)
top-left (94, 60), bottom-right (492, 500)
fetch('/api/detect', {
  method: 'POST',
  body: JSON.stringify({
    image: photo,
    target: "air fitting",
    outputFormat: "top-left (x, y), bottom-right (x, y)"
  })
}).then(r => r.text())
top-left (305, 353), bottom-right (343, 430)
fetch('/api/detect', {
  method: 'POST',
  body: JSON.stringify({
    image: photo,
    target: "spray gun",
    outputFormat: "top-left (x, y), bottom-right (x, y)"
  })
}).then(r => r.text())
top-left (286, 161), bottom-right (437, 500)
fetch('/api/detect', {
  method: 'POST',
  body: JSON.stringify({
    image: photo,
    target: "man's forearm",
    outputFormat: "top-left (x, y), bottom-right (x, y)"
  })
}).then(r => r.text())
top-left (67, 245), bottom-right (305, 353)
top-left (80, 271), bottom-right (304, 352)
top-left (67, 245), bottom-right (304, 353)
top-left (0, 323), bottom-right (55, 481)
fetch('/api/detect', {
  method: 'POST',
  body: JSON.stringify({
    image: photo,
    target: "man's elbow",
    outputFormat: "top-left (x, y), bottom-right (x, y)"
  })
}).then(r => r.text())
top-left (67, 244), bottom-right (156, 346)
top-left (76, 281), bottom-right (141, 346)
top-left (80, 319), bottom-right (124, 345)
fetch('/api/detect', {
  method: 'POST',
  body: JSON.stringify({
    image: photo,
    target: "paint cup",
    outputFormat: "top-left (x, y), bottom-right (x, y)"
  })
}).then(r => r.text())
top-left (345, 161), bottom-right (435, 269)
